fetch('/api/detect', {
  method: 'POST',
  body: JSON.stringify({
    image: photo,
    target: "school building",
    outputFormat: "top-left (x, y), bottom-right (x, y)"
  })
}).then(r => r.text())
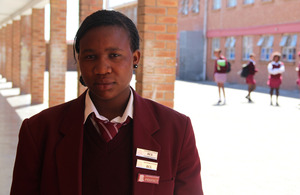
top-left (178, 0), bottom-right (300, 90)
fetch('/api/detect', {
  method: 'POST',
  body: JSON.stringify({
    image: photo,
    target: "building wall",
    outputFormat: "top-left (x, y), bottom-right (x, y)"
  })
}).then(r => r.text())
top-left (206, 0), bottom-right (300, 90)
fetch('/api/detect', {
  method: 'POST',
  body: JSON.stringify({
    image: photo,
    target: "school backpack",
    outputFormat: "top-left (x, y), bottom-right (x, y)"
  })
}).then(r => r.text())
top-left (226, 61), bottom-right (231, 73)
top-left (240, 64), bottom-right (249, 77)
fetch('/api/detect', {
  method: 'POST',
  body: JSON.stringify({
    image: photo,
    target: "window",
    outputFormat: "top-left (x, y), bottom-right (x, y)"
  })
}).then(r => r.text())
top-left (225, 37), bottom-right (236, 60)
top-left (180, 0), bottom-right (189, 15)
top-left (211, 38), bottom-right (220, 59)
top-left (213, 0), bottom-right (221, 10)
top-left (257, 35), bottom-right (274, 61)
top-left (244, 0), bottom-right (254, 4)
top-left (280, 34), bottom-right (297, 62)
top-left (191, 0), bottom-right (200, 13)
top-left (242, 36), bottom-right (253, 60)
top-left (227, 0), bottom-right (237, 7)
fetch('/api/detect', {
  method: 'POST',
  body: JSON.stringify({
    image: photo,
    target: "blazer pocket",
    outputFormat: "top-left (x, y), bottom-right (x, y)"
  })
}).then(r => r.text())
top-left (155, 177), bottom-right (175, 195)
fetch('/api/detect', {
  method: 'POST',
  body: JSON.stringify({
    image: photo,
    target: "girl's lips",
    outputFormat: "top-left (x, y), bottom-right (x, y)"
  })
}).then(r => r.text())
top-left (94, 82), bottom-right (115, 90)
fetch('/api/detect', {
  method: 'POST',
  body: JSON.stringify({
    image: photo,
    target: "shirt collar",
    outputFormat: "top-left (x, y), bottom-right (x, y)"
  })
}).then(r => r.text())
top-left (84, 89), bottom-right (134, 124)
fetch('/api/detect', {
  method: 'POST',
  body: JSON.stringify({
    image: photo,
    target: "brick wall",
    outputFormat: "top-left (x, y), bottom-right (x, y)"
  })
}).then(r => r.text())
top-left (206, 0), bottom-right (300, 90)
top-left (137, 0), bottom-right (178, 108)
top-left (31, 8), bottom-right (46, 104)
top-left (77, 0), bottom-right (103, 95)
top-left (12, 20), bottom-right (21, 88)
top-left (5, 24), bottom-right (13, 82)
top-left (20, 15), bottom-right (32, 94)
top-left (49, 0), bottom-right (67, 107)
top-left (0, 28), bottom-right (5, 76)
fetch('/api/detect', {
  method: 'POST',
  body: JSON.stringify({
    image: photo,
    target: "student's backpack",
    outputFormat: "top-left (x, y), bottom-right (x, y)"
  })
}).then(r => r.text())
top-left (226, 61), bottom-right (231, 73)
top-left (240, 64), bottom-right (249, 77)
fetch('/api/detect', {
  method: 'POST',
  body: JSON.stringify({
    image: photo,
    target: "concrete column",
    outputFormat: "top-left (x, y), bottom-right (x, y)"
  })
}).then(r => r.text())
top-left (5, 23), bottom-right (13, 82)
top-left (137, 0), bottom-right (178, 108)
top-left (12, 19), bottom-right (21, 88)
top-left (49, 0), bottom-right (67, 107)
top-left (77, 0), bottom-right (103, 96)
top-left (20, 15), bottom-right (32, 94)
top-left (31, 8), bottom-right (46, 104)
top-left (0, 28), bottom-right (5, 77)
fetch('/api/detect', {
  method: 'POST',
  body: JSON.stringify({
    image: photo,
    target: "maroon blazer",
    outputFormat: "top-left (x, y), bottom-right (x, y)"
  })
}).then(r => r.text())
top-left (11, 89), bottom-right (203, 195)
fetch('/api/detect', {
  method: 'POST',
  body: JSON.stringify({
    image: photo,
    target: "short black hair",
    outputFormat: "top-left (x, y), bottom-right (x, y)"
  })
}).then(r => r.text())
top-left (73, 10), bottom-right (140, 58)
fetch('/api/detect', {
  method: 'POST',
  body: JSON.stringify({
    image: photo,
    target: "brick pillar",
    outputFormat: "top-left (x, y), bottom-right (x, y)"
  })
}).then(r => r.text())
top-left (137, 0), bottom-right (178, 108)
top-left (77, 0), bottom-right (103, 96)
top-left (5, 23), bottom-right (13, 82)
top-left (0, 28), bottom-right (5, 76)
top-left (12, 19), bottom-right (21, 88)
top-left (49, 0), bottom-right (67, 107)
top-left (20, 15), bottom-right (32, 94)
top-left (31, 8), bottom-right (46, 104)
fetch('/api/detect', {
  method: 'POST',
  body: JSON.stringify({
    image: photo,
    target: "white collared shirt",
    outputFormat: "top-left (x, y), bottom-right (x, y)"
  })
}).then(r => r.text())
top-left (83, 89), bottom-right (134, 124)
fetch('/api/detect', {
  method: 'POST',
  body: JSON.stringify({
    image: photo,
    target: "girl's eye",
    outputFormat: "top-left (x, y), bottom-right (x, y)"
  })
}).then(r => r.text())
top-left (85, 55), bottom-right (95, 60)
top-left (110, 53), bottom-right (120, 58)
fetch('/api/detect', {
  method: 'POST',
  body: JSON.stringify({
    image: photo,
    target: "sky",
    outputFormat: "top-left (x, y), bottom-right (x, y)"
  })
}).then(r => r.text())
top-left (44, 0), bottom-right (136, 41)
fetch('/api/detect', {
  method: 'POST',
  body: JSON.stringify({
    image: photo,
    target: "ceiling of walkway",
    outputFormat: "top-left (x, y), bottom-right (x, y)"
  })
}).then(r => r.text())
top-left (0, 0), bottom-right (48, 26)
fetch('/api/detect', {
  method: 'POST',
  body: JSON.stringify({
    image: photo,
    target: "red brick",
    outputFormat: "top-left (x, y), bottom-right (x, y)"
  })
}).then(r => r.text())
top-left (157, 16), bottom-right (177, 24)
top-left (144, 24), bottom-right (166, 32)
top-left (5, 24), bottom-right (13, 82)
top-left (144, 7), bottom-right (166, 15)
top-left (31, 8), bottom-right (46, 104)
top-left (156, 33), bottom-right (177, 41)
top-left (12, 20), bottom-right (21, 88)
top-left (49, 0), bottom-right (67, 107)
top-left (157, 0), bottom-right (177, 7)
top-left (145, 40), bottom-right (166, 49)
top-left (155, 50), bottom-right (176, 58)
top-left (154, 67), bottom-right (176, 75)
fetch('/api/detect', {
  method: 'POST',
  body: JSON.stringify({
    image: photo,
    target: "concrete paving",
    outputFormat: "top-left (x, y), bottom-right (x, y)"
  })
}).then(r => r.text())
top-left (0, 72), bottom-right (299, 195)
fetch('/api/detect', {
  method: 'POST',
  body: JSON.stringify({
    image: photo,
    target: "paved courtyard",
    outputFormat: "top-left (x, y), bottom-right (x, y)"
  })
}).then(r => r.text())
top-left (0, 72), bottom-right (299, 195)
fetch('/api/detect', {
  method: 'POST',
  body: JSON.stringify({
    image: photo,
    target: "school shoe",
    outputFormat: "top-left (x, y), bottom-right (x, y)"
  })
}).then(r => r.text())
top-left (248, 98), bottom-right (253, 103)
top-left (217, 100), bottom-right (222, 105)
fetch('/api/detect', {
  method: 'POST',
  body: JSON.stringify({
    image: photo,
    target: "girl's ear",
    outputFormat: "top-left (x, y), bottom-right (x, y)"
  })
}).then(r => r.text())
top-left (133, 50), bottom-right (141, 65)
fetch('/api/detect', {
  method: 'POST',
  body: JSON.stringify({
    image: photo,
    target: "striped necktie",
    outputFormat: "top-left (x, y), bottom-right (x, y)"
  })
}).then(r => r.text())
top-left (91, 113), bottom-right (130, 142)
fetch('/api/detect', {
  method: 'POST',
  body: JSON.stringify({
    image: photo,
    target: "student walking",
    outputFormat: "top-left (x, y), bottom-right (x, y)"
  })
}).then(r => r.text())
top-left (296, 52), bottom-right (300, 104)
top-left (213, 49), bottom-right (229, 105)
top-left (245, 53), bottom-right (258, 103)
top-left (267, 52), bottom-right (285, 106)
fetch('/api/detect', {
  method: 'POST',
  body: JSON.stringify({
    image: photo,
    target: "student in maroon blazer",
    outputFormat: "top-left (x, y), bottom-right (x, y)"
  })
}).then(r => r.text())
top-left (11, 10), bottom-right (203, 195)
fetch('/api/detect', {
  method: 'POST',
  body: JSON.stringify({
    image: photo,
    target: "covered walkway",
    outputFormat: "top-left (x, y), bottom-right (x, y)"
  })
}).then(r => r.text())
top-left (1, 72), bottom-right (300, 195)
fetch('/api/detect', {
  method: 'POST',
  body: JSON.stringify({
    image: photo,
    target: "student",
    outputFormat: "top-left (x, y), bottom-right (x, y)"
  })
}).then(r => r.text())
top-left (296, 52), bottom-right (300, 104)
top-left (267, 52), bottom-right (285, 106)
top-left (10, 10), bottom-right (203, 195)
top-left (213, 48), bottom-right (228, 105)
top-left (245, 53), bottom-right (258, 103)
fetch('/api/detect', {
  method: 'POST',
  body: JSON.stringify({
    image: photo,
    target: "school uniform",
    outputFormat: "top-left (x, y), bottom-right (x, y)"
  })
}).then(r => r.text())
top-left (246, 60), bottom-right (257, 85)
top-left (11, 88), bottom-right (203, 195)
top-left (297, 63), bottom-right (300, 86)
top-left (267, 61), bottom-right (285, 88)
top-left (214, 56), bottom-right (228, 83)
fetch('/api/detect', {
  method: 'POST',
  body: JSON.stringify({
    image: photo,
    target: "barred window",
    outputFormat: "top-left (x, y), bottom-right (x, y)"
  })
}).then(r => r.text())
top-left (225, 37), bottom-right (236, 60)
top-left (257, 35), bottom-right (274, 61)
top-left (180, 0), bottom-right (189, 15)
top-left (213, 0), bottom-right (221, 10)
top-left (191, 0), bottom-right (200, 13)
top-left (280, 34), bottom-right (297, 62)
top-left (242, 36), bottom-right (253, 60)
top-left (227, 0), bottom-right (237, 7)
top-left (244, 0), bottom-right (254, 4)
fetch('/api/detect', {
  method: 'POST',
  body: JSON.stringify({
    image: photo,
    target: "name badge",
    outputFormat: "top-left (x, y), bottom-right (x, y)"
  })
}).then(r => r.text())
top-left (136, 148), bottom-right (158, 160)
top-left (138, 173), bottom-right (160, 184)
top-left (136, 159), bottom-right (158, 171)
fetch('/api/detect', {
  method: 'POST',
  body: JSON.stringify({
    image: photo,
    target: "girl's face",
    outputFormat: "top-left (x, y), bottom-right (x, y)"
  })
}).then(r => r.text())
top-left (78, 26), bottom-right (140, 103)
top-left (273, 56), bottom-right (280, 62)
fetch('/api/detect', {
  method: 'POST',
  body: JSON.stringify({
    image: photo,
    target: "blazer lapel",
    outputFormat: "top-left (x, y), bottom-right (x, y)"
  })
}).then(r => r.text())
top-left (56, 91), bottom-right (86, 195)
top-left (132, 91), bottom-right (161, 195)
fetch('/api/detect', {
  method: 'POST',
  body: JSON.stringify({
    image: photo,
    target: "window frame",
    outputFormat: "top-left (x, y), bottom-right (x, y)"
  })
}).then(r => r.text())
top-left (227, 0), bottom-right (237, 7)
top-left (242, 36), bottom-right (253, 60)
top-left (258, 35), bottom-right (274, 61)
top-left (213, 0), bottom-right (222, 10)
top-left (225, 36), bottom-right (236, 60)
top-left (281, 34), bottom-right (297, 62)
